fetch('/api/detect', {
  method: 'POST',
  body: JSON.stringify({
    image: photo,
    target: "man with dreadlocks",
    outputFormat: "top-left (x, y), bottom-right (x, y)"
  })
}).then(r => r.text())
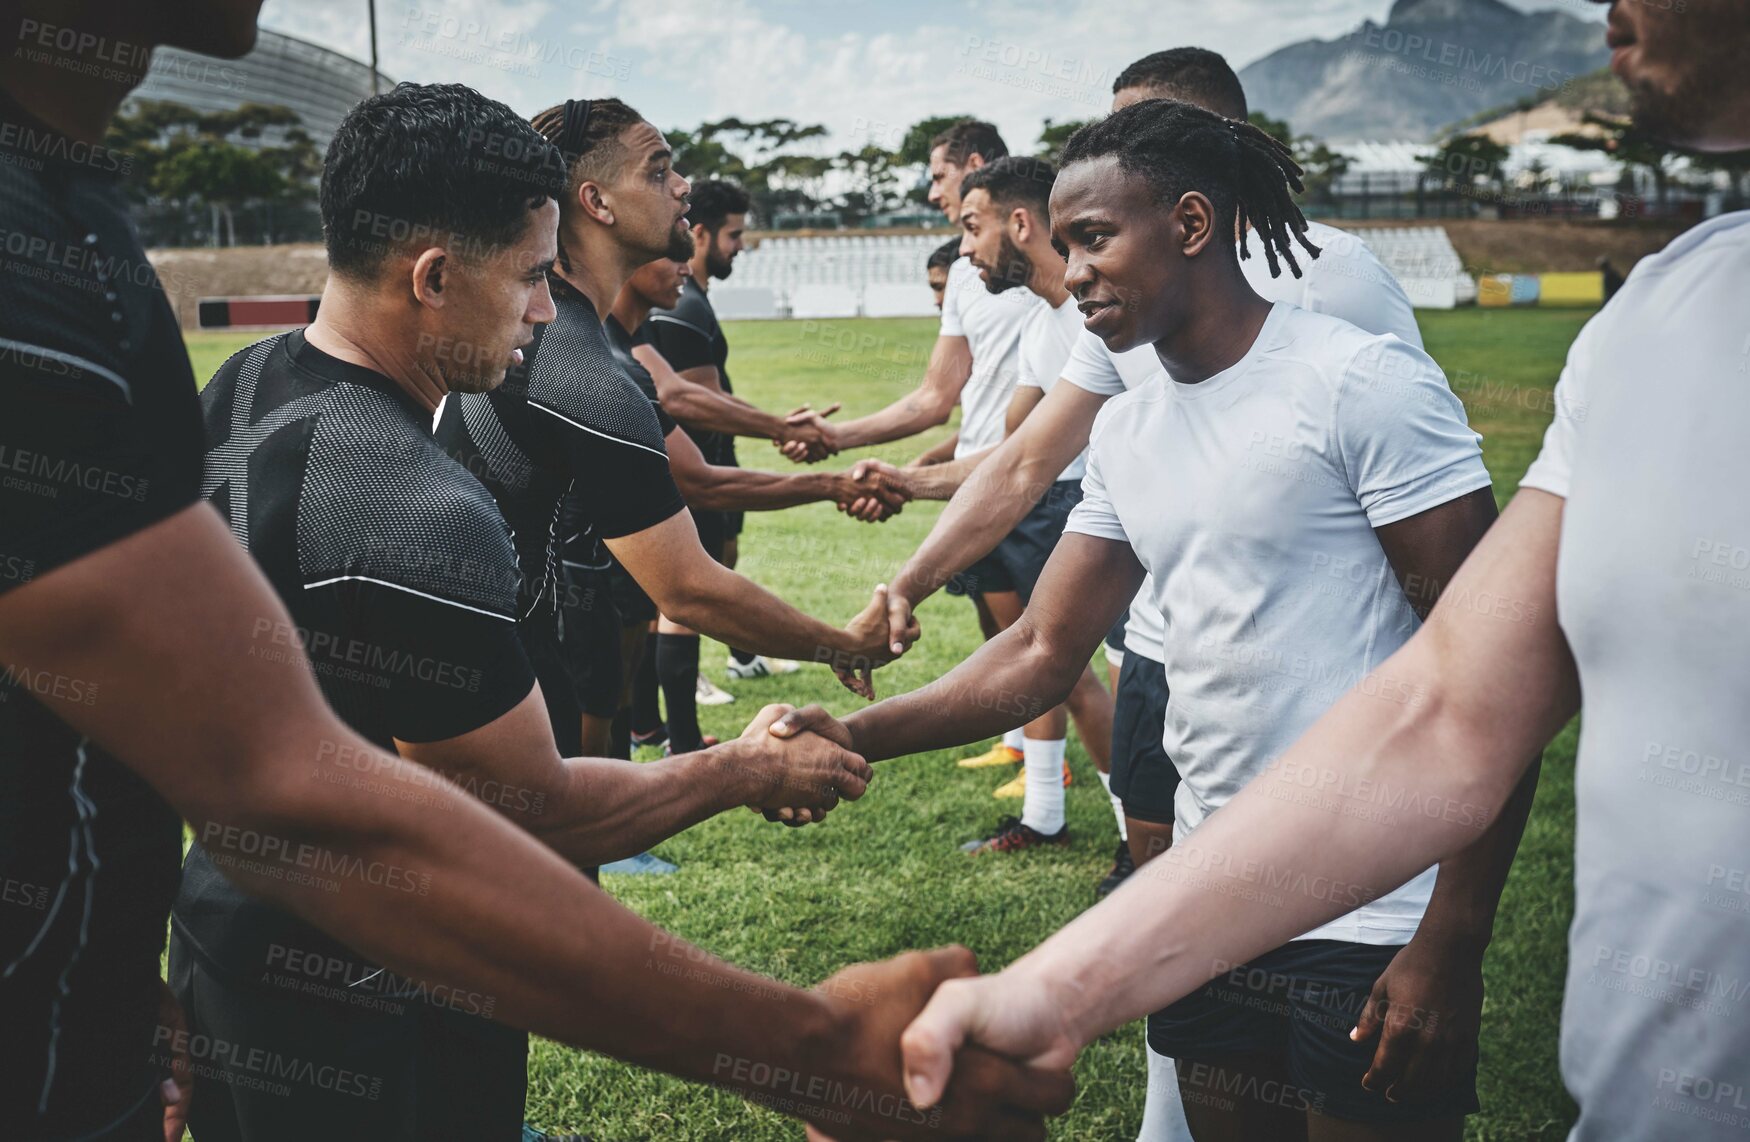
top-left (769, 95), bottom-right (1540, 1140)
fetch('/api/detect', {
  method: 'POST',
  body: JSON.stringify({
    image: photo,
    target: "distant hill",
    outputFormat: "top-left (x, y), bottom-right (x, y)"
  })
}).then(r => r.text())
top-left (1238, 0), bottom-right (1610, 142)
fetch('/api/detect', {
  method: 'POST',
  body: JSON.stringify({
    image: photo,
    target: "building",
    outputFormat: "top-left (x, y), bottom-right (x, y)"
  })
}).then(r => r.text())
top-left (130, 28), bottom-right (389, 152)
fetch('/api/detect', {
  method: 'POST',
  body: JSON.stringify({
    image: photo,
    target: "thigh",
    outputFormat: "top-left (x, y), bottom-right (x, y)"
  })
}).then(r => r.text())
top-left (1177, 1051), bottom-right (1309, 1142)
top-left (558, 567), bottom-right (624, 720)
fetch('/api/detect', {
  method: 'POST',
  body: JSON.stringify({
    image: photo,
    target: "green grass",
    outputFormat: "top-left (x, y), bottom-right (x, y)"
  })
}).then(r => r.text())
top-left (180, 307), bottom-right (1592, 1141)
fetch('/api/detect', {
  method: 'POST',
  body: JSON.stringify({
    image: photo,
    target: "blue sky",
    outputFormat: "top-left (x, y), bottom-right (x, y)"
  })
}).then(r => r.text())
top-left (259, 0), bottom-right (1604, 155)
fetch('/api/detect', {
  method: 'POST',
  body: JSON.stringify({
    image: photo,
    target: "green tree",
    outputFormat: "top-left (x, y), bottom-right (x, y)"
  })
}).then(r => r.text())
top-left (106, 99), bottom-right (319, 244)
top-left (1036, 118), bottom-right (1094, 166)
top-left (833, 144), bottom-right (903, 226)
top-left (1552, 113), bottom-right (1689, 212)
top-left (1423, 133), bottom-right (1513, 197)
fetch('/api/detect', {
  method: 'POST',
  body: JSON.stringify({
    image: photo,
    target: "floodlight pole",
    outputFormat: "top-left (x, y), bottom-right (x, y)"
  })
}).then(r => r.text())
top-left (368, 0), bottom-right (381, 95)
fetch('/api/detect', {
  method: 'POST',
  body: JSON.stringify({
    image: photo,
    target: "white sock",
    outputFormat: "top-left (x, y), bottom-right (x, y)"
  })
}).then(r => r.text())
top-left (1138, 1041), bottom-right (1194, 1142)
top-left (1097, 769), bottom-right (1128, 841)
top-left (1002, 728), bottom-right (1025, 753)
top-left (1019, 737), bottom-right (1066, 835)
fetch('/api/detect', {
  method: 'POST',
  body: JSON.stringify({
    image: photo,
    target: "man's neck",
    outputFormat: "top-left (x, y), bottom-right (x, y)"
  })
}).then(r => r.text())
top-left (611, 289), bottom-right (653, 335)
top-left (1024, 243), bottom-right (1071, 308)
top-left (1151, 271), bottom-right (1273, 386)
top-left (302, 286), bottom-right (443, 414)
top-left (557, 223), bottom-right (642, 318)
top-left (2, 22), bottom-right (149, 144)
top-left (687, 256), bottom-right (710, 294)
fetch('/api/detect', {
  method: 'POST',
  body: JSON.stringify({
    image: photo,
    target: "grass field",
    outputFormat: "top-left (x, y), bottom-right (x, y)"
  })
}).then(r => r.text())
top-left (182, 307), bottom-right (1594, 1141)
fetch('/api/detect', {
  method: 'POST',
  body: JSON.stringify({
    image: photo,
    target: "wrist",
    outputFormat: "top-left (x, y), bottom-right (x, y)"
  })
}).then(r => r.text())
top-left (1409, 913), bottom-right (1493, 959)
top-left (705, 737), bottom-right (767, 805)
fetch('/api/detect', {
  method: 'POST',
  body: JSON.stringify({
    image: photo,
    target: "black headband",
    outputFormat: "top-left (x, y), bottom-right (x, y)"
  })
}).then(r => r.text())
top-left (560, 98), bottom-right (593, 160)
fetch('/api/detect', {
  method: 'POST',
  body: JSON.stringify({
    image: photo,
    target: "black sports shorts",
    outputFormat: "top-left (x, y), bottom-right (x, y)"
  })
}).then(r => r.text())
top-left (1108, 650), bottom-right (1177, 825)
top-left (1151, 938), bottom-right (1480, 1125)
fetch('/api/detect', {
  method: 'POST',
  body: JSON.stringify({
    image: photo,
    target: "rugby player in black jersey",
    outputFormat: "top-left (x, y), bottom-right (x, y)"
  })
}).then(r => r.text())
top-left (604, 247), bottom-right (913, 752)
top-left (436, 98), bottom-right (919, 706)
top-left (0, 11), bottom-right (1069, 1137)
top-left (168, 83), bottom-right (895, 1140)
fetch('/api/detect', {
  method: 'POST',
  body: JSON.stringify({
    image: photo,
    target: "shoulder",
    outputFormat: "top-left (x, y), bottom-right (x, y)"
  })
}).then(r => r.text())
top-left (299, 388), bottom-right (523, 617)
top-left (1088, 376), bottom-right (1166, 445)
top-left (522, 310), bottom-right (667, 453)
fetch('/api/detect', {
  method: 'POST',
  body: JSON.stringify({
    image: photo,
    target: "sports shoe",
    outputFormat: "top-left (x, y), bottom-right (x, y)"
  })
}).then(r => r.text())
top-left (695, 674), bottom-right (736, 705)
top-left (960, 816), bottom-right (1070, 854)
top-left (599, 851), bottom-right (678, 876)
top-left (726, 654), bottom-right (800, 679)
top-left (663, 734), bottom-right (719, 756)
top-left (524, 1124), bottom-right (594, 1141)
top-left (992, 760), bottom-right (1073, 798)
top-left (630, 725), bottom-right (668, 749)
top-left (1096, 839), bottom-right (1136, 898)
top-left (956, 743), bottom-right (1024, 769)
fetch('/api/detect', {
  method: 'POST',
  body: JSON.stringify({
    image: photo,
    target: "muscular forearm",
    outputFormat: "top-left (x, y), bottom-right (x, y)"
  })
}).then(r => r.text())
top-left (665, 383), bottom-right (787, 440)
top-left (668, 562), bottom-right (852, 662)
top-left (533, 742), bottom-right (767, 867)
top-left (831, 390), bottom-right (955, 451)
top-left (842, 619), bottom-right (1078, 761)
top-left (1005, 631), bottom-right (1567, 1053)
top-left (1414, 756), bottom-right (1542, 947)
top-left (900, 448), bottom-right (992, 501)
top-left (893, 440), bottom-right (1060, 605)
top-left (677, 465), bottom-right (846, 512)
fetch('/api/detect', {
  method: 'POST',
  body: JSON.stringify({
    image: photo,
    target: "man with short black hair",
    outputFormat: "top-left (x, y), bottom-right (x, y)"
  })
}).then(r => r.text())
top-left (169, 81), bottom-right (875, 1141)
top-left (1110, 46), bottom-right (1249, 119)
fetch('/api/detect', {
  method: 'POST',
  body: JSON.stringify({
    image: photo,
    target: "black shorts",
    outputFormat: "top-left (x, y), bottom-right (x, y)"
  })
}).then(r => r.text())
top-left (517, 606), bottom-right (583, 756)
top-left (1108, 650), bottom-right (1178, 825)
top-left (1151, 939), bottom-right (1480, 1125)
top-left (944, 479), bottom-right (1082, 600)
top-left (557, 565), bottom-right (625, 719)
top-left (1104, 622), bottom-right (1126, 655)
top-left (167, 932), bottom-right (528, 1141)
top-left (608, 558), bottom-right (655, 627)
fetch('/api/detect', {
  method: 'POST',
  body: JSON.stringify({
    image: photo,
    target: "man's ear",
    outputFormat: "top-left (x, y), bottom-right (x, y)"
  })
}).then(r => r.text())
top-left (411, 247), bottom-right (448, 308)
top-left (1010, 205), bottom-right (1035, 245)
top-left (576, 179), bottom-right (614, 226)
top-left (1175, 191), bottom-right (1218, 259)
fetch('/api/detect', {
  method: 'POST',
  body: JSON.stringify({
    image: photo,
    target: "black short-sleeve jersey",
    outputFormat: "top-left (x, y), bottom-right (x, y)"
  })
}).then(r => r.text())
top-left (434, 276), bottom-right (685, 613)
top-left (171, 330), bottom-right (536, 990)
top-left (646, 274), bottom-right (737, 466)
top-left (0, 91), bottom-right (202, 1137)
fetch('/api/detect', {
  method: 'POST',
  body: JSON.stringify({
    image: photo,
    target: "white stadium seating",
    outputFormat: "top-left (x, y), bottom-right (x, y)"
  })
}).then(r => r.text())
top-left (1351, 225), bottom-right (1474, 311)
top-left (730, 232), bottom-right (949, 318)
top-left (726, 226), bottom-right (1471, 318)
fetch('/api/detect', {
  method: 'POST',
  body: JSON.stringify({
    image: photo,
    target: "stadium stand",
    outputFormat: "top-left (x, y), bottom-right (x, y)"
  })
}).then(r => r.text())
top-left (1353, 225), bottom-right (1476, 308)
top-left (731, 232), bottom-right (951, 318)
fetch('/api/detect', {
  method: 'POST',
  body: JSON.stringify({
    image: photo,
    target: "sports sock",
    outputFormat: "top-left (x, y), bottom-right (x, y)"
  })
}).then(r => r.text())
top-left (1019, 737), bottom-right (1067, 835)
top-left (632, 636), bottom-right (661, 734)
top-left (609, 708), bottom-right (631, 759)
top-left (655, 633), bottom-right (704, 753)
top-left (1097, 770), bottom-right (1129, 841)
top-left (1002, 728), bottom-right (1025, 753)
top-left (1138, 1041), bottom-right (1194, 1142)
top-left (729, 647), bottom-right (758, 666)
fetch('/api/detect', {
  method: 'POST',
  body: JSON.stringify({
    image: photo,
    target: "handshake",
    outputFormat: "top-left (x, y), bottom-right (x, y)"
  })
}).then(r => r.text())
top-left (773, 404), bottom-right (916, 524)
top-left (718, 703), bottom-right (1078, 1140)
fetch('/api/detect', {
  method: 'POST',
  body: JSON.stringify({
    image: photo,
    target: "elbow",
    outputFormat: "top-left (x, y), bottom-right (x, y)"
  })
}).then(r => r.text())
top-left (1011, 620), bottom-right (1079, 712)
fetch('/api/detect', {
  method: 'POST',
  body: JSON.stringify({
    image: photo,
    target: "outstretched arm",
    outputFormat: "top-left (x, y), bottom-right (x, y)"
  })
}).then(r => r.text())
top-left (666, 423), bottom-right (907, 517)
top-left (895, 490), bottom-right (1580, 1106)
top-left (398, 691), bottom-right (871, 867)
top-left (775, 533), bottom-right (1143, 763)
top-left (823, 333), bottom-right (974, 451)
top-left (0, 505), bottom-right (1071, 1139)
top-left (635, 344), bottom-right (838, 461)
top-left (607, 511), bottom-right (918, 687)
top-left (883, 381), bottom-right (1107, 639)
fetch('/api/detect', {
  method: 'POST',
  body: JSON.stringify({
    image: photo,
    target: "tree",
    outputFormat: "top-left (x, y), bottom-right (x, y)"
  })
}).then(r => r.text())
top-left (1552, 113), bottom-right (1688, 213)
top-left (1244, 112), bottom-right (1348, 206)
top-left (665, 117), bottom-right (833, 225)
top-left (106, 99), bottom-right (319, 245)
top-left (833, 145), bottom-right (904, 226)
top-left (1422, 133), bottom-right (1513, 198)
top-left (1036, 118), bottom-right (1094, 166)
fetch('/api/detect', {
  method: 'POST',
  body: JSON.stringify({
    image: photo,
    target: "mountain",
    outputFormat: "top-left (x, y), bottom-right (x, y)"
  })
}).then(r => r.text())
top-left (1237, 0), bottom-right (1611, 142)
